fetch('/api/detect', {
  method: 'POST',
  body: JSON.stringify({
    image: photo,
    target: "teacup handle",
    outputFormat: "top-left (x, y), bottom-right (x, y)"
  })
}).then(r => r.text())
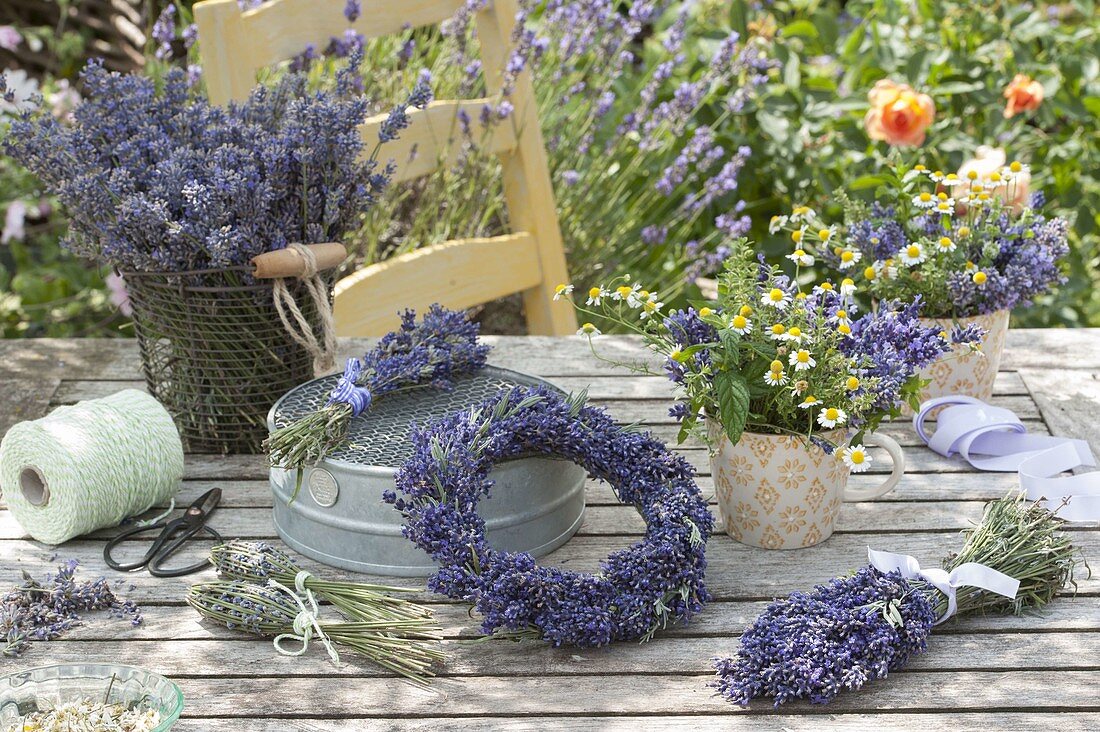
top-left (842, 432), bottom-right (904, 501)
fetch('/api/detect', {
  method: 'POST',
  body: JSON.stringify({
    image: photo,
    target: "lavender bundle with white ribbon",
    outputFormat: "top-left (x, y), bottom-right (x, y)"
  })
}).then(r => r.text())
top-left (265, 304), bottom-right (490, 491)
top-left (713, 493), bottom-right (1081, 707)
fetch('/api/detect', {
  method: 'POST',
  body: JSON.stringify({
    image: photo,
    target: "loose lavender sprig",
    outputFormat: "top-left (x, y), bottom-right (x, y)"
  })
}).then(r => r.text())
top-left (2, 560), bottom-right (142, 657)
top-left (265, 304), bottom-right (491, 487)
top-left (210, 540), bottom-right (435, 625)
top-left (187, 580), bottom-right (444, 684)
top-left (713, 493), bottom-right (1082, 707)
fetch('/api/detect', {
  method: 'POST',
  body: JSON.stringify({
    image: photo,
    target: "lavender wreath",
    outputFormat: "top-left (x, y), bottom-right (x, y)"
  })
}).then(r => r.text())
top-left (384, 386), bottom-right (713, 647)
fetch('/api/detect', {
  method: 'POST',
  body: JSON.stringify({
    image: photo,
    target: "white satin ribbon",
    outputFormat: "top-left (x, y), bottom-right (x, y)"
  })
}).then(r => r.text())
top-left (867, 547), bottom-right (1019, 625)
top-left (914, 395), bottom-right (1100, 522)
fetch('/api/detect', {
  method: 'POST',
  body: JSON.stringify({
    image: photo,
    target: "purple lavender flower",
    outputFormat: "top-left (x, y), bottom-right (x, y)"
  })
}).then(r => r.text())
top-left (344, 0), bottom-right (361, 23)
top-left (842, 297), bottom-right (954, 414)
top-left (714, 567), bottom-right (936, 706)
top-left (152, 6), bottom-right (176, 60)
top-left (3, 560), bottom-right (143, 657)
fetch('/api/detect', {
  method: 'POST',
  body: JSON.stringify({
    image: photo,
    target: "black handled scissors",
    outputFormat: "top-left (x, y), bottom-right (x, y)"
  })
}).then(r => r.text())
top-left (103, 488), bottom-right (223, 577)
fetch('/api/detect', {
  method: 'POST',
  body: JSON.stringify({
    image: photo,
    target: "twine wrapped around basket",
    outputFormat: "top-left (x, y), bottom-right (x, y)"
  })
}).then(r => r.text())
top-left (123, 243), bottom-right (345, 454)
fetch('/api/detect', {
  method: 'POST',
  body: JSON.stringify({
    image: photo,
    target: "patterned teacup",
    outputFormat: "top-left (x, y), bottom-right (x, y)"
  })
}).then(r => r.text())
top-left (908, 309), bottom-right (1010, 413)
top-left (708, 424), bottom-right (904, 549)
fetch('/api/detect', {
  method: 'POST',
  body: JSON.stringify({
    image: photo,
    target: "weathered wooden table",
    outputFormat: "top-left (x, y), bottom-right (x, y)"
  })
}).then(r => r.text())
top-left (2, 334), bottom-right (1098, 730)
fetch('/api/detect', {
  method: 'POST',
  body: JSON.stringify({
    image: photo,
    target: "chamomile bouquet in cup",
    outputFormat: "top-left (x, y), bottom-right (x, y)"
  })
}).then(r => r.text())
top-left (558, 241), bottom-right (979, 548)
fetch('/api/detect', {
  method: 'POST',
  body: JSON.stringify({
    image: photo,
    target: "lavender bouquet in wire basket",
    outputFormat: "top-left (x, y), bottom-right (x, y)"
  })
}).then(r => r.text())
top-left (713, 493), bottom-right (1082, 707)
top-left (265, 304), bottom-right (490, 489)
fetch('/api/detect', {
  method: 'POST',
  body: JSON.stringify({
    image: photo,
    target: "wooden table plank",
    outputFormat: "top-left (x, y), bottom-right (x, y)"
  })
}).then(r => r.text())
top-left (11, 632), bottom-right (1099, 677)
top-left (168, 714), bottom-right (1100, 732)
top-left (100, 671), bottom-right (1100, 716)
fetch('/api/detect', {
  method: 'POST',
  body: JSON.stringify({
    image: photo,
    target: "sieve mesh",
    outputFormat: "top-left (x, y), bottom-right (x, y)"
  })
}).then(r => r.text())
top-left (270, 367), bottom-right (561, 467)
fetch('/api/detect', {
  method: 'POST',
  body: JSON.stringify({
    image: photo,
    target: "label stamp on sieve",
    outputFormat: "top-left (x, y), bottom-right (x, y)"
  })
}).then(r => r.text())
top-left (309, 468), bottom-right (339, 507)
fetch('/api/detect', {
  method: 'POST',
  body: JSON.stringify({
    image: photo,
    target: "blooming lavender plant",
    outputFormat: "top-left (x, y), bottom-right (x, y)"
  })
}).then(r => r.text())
top-left (386, 386), bottom-right (713, 647)
top-left (265, 305), bottom-right (491, 486)
top-left (713, 493), bottom-right (1080, 707)
top-left (2, 560), bottom-right (142, 657)
top-left (282, 0), bottom-right (773, 313)
top-left (2, 53), bottom-right (431, 274)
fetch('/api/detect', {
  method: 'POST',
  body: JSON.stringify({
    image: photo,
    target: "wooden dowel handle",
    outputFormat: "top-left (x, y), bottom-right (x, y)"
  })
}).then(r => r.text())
top-left (251, 243), bottom-right (347, 279)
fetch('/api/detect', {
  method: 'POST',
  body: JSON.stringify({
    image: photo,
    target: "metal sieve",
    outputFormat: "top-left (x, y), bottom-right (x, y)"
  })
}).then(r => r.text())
top-left (267, 367), bottom-right (587, 576)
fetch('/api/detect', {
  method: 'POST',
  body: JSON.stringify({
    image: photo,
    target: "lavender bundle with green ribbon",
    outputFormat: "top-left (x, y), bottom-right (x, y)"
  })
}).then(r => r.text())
top-left (187, 579), bottom-right (444, 684)
top-left (713, 493), bottom-right (1082, 707)
top-left (209, 540), bottom-right (434, 625)
top-left (265, 304), bottom-right (490, 489)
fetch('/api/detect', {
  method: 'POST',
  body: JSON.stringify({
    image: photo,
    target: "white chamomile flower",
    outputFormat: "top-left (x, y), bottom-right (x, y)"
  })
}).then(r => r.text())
top-left (576, 322), bottom-right (601, 337)
top-left (779, 325), bottom-right (808, 344)
top-left (586, 286), bottom-right (608, 306)
top-left (841, 444), bottom-right (872, 472)
top-left (912, 191), bottom-right (936, 209)
top-left (816, 226), bottom-right (837, 243)
top-left (639, 294), bottom-right (664, 319)
top-left (836, 248), bottom-right (862, 270)
top-left (763, 361), bottom-right (788, 386)
top-left (928, 169), bottom-right (946, 183)
top-left (816, 406), bottom-right (847, 429)
top-left (839, 278), bottom-right (857, 298)
top-left (798, 394), bottom-right (819, 409)
top-left (790, 205), bottom-right (815, 222)
top-left (935, 236), bottom-right (956, 253)
top-left (761, 287), bottom-right (792, 310)
top-left (553, 283), bottom-right (573, 300)
top-left (831, 309), bottom-right (852, 326)
top-left (768, 323), bottom-right (787, 340)
top-left (932, 199), bottom-right (955, 216)
top-left (898, 243), bottom-right (927, 266)
top-left (612, 283), bottom-right (642, 307)
top-left (729, 313), bottom-right (753, 335)
top-left (763, 370), bottom-right (788, 387)
top-left (1006, 161), bottom-right (1030, 177)
top-left (874, 259), bottom-right (899, 280)
top-left (964, 259), bottom-right (979, 273)
top-left (787, 249), bottom-right (815, 266)
top-left (768, 214), bottom-right (789, 234)
top-left (789, 349), bottom-right (815, 371)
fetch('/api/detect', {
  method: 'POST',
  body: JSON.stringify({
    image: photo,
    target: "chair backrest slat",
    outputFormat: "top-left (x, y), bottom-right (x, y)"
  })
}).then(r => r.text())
top-left (333, 233), bottom-right (542, 335)
top-left (195, 0), bottom-right (577, 336)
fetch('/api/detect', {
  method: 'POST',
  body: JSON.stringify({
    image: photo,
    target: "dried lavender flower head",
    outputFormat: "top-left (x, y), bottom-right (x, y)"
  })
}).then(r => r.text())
top-left (2, 53), bottom-right (432, 274)
top-left (210, 540), bottom-right (302, 581)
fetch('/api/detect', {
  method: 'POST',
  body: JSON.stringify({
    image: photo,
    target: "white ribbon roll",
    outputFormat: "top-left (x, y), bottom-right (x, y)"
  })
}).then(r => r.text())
top-left (914, 396), bottom-right (1100, 522)
top-left (867, 547), bottom-right (1020, 625)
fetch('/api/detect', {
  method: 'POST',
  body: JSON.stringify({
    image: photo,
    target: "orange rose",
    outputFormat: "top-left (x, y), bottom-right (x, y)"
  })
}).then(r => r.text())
top-left (1003, 74), bottom-right (1044, 118)
top-left (864, 80), bottom-right (935, 147)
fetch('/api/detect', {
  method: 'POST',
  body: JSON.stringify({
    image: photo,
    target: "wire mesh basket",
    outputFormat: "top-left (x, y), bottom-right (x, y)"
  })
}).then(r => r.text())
top-left (123, 266), bottom-right (330, 454)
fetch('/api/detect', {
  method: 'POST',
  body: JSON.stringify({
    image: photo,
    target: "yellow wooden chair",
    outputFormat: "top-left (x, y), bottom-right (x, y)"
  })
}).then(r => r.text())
top-left (194, 0), bottom-right (577, 336)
